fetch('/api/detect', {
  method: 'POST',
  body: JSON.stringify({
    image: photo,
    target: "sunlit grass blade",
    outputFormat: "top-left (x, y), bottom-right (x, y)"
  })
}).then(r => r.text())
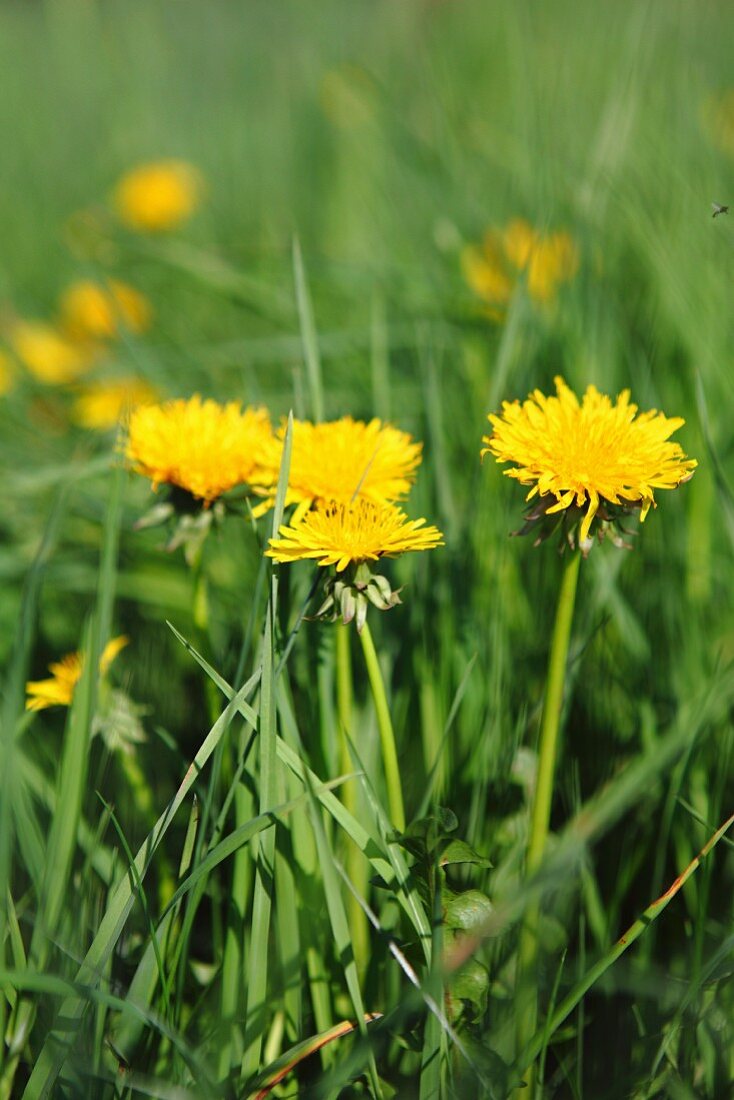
top-left (292, 236), bottom-right (324, 422)
top-left (247, 1013), bottom-right (382, 1100)
top-left (21, 668), bottom-right (262, 1098)
top-left (241, 413), bottom-right (293, 1081)
top-left (273, 675), bottom-right (382, 1099)
top-left (513, 810), bottom-right (734, 1085)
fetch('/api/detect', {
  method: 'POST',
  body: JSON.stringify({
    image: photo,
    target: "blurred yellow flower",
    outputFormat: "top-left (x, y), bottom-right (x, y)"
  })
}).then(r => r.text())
top-left (126, 394), bottom-right (273, 504)
top-left (11, 321), bottom-right (96, 385)
top-left (482, 376), bottom-right (697, 543)
top-left (113, 160), bottom-right (202, 233)
top-left (267, 498), bottom-right (443, 572)
top-left (72, 377), bottom-right (159, 430)
top-left (254, 416), bottom-right (423, 520)
top-left (60, 279), bottom-right (152, 341)
top-left (462, 218), bottom-right (579, 316)
top-left (701, 89), bottom-right (734, 155)
top-left (26, 636), bottom-right (128, 711)
top-left (0, 349), bottom-right (14, 396)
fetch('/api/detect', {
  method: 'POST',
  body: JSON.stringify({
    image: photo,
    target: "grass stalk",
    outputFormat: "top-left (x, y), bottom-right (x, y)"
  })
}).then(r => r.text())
top-left (515, 548), bottom-right (581, 1096)
top-left (335, 623), bottom-right (369, 980)
top-left (358, 620), bottom-right (405, 833)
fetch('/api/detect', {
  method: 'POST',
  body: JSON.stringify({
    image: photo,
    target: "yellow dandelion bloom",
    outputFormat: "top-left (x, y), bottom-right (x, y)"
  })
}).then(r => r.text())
top-left (267, 498), bottom-right (444, 572)
top-left (72, 377), bottom-right (159, 430)
top-left (463, 219), bottom-right (579, 314)
top-left (26, 636), bottom-right (128, 711)
top-left (0, 349), bottom-right (14, 396)
top-left (701, 89), bottom-right (734, 155)
top-left (126, 394), bottom-right (273, 504)
top-left (461, 235), bottom-right (514, 318)
top-left (483, 376), bottom-right (697, 543)
top-left (60, 279), bottom-right (152, 341)
top-left (254, 416), bottom-right (423, 519)
top-left (11, 321), bottom-right (96, 385)
top-left (114, 160), bottom-right (202, 233)
top-left (503, 219), bottom-right (538, 271)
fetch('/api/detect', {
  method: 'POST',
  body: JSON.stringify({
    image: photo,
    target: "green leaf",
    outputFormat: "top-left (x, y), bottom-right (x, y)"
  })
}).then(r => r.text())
top-left (450, 958), bottom-right (489, 1020)
top-left (443, 889), bottom-right (494, 933)
top-left (439, 839), bottom-right (492, 869)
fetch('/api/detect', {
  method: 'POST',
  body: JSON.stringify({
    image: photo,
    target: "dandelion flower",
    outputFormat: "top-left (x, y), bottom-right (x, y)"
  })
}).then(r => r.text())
top-left (462, 219), bottom-right (579, 315)
top-left (126, 394), bottom-right (273, 504)
top-left (60, 279), bottom-right (152, 341)
top-left (483, 376), bottom-right (697, 543)
top-left (114, 160), bottom-right (202, 233)
top-left (267, 498), bottom-right (443, 572)
top-left (72, 377), bottom-right (159, 430)
top-left (11, 321), bottom-right (96, 385)
top-left (26, 636), bottom-right (128, 711)
top-left (254, 416), bottom-right (423, 520)
top-left (0, 349), bottom-right (14, 396)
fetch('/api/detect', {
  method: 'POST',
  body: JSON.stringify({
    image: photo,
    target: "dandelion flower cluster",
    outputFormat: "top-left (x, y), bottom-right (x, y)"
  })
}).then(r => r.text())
top-left (11, 320), bottom-right (96, 385)
top-left (60, 279), bottom-right (152, 341)
top-left (114, 160), bottom-right (202, 233)
top-left (26, 636), bottom-right (128, 711)
top-left (255, 416), bottom-right (422, 519)
top-left (267, 498), bottom-right (443, 572)
top-left (126, 395), bottom-right (273, 504)
top-left (462, 218), bottom-right (579, 316)
top-left (483, 376), bottom-right (697, 543)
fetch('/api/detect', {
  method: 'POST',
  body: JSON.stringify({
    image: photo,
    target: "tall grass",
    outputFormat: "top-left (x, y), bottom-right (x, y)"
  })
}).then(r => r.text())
top-left (1, 1), bottom-right (734, 1097)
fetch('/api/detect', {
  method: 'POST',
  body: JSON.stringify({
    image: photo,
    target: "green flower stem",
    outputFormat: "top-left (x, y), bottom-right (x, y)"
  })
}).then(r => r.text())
top-left (335, 622), bottom-right (369, 979)
top-left (358, 620), bottom-right (405, 833)
top-left (515, 548), bottom-right (581, 1097)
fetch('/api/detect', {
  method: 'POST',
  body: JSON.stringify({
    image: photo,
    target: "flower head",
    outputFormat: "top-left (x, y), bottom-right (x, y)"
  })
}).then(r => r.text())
top-left (60, 279), bottom-right (152, 341)
top-left (254, 416), bottom-right (423, 519)
top-left (0, 349), bottom-right (14, 396)
top-left (484, 380), bottom-right (699, 547)
top-left (462, 219), bottom-right (579, 316)
top-left (267, 498), bottom-right (443, 572)
top-left (113, 160), bottom-right (202, 233)
top-left (126, 395), bottom-right (273, 504)
top-left (26, 636), bottom-right (128, 711)
top-left (11, 321), bottom-right (96, 384)
top-left (72, 377), bottom-right (159, 430)
top-left (701, 89), bottom-right (734, 155)
top-left (483, 377), bottom-right (697, 546)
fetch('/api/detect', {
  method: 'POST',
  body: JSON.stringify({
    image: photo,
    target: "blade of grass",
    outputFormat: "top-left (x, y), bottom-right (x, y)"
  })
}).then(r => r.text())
top-left (241, 413), bottom-right (293, 1080)
top-left (22, 666), bottom-right (262, 1099)
top-left (514, 810), bottom-right (734, 1084)
top-left (292, 237), bottom-right (324, 422)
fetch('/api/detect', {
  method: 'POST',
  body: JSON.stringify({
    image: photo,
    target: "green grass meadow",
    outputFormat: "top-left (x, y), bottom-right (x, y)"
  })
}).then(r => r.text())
top-left (2, 2), bottom-right (734, 1097)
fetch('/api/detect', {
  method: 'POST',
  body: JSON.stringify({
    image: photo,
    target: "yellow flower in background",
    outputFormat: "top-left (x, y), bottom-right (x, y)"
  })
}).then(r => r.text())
top-left (126, 394), bottom-right (273, 504)
top-left (462, 218), bottom-right (579, 316)
top-left (254, 416), bottom-right (423, 520)
top-left (11, 321), bottom-right (96, 384)
top-left (114, 160), bottom-right (202, 233)
top-left (0, 349), bottom-right (14, 396)
top-left (701, 89), bottom-right (734, 155)
top-left (26, 636), bottom-right (128, 711)
top-left (267, 498), bottom-right (444, 572)
top-left (72, 377), bottom-right (159, 430)
top-left (483, 376), bottom-right (697, 543)
top-left (60, 279), bottom-right (152, 341)
top-left (461, 232), bottom-right (514, 319)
